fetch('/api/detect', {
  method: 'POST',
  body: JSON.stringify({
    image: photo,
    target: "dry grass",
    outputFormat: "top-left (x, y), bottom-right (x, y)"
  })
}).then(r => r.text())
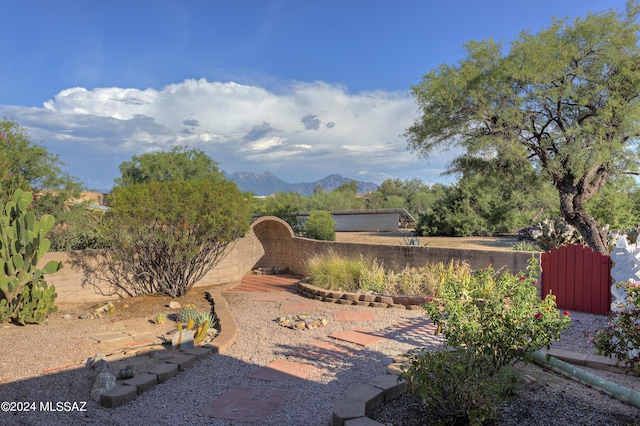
top-left (307, 249), bottom-right (472, 297)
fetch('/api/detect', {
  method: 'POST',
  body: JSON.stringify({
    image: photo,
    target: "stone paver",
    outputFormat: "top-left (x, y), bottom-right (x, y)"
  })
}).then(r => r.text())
top-left (329, 328), bottom-right (387, 346)
top-left (279, 301), bottom-right (318, 312)
top-left (334, 311), bottom-right (377, 322)
top-left (248, 359), bottom-right (321, 382)
top-left (197, 386), bottom-right (294, 422)
top-left (90, 332), bottom-right (131, 343)
top-left (290, 339), bottom-right (359, 362)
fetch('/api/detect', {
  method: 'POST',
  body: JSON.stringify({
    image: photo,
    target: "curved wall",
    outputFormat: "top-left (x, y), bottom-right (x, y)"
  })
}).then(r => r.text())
top-left (40, 217), bottom-right (535, 303)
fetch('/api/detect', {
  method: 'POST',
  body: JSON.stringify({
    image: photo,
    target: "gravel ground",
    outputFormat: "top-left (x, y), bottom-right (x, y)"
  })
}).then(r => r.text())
top-left (1, 291), bottom-right (639, 425)
top-left (0, 291), bottom-right (437, 425)
top-left (369, 312), bottom-right (640, 426)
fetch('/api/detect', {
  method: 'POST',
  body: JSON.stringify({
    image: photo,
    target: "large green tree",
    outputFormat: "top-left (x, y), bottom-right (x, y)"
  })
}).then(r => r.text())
top-left (0, 120), bottom-right (81, 202)
top-left (115, 145), bottom-right (223, 186)
top-left (406, 4), bottom-right (640, 253)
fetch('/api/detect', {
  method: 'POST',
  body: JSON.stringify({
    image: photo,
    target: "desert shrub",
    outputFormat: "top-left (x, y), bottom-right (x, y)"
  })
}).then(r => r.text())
top-left (306, 250), bottom-right (365, 291)
top-left (402, 256), bottom-right (571, 423)
top-left (402, 349), bottom-right (519, 425)
top-left (592, 281), bottom-right (640, 375)
top-left (74, 178), bottom-right (252, 298)
top-left (303, 210), bottom-right (336, 241)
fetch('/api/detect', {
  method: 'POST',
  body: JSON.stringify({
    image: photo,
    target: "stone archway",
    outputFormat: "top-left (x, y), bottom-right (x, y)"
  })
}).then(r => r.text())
top-left (249, 216), bottom-right (296, 272)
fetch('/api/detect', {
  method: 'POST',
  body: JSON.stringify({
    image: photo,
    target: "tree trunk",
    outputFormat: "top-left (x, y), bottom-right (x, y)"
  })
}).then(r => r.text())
top-left (558, 192), bottom-right (609, 254)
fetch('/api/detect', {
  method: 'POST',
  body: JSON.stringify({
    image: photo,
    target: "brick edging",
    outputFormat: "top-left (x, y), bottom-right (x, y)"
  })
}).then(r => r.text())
top-left (296, 281), bottom-right (429, 310)
top-left (100, 288), bottom-right (239, 408)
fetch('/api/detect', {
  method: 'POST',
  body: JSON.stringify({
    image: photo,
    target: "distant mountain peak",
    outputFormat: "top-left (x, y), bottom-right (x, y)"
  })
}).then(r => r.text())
top-left (225, 171), bottom-right (378, 196)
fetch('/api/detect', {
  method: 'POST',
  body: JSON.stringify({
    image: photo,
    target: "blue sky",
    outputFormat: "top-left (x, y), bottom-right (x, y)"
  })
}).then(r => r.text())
top-left (0, 0), bottom-right (628, 191)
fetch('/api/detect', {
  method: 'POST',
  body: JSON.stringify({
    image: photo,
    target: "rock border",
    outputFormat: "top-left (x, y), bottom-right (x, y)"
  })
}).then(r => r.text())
top-left (296, 282), bottom-right (429, 310)
top-left (99, 285), bottom-right (239, 408)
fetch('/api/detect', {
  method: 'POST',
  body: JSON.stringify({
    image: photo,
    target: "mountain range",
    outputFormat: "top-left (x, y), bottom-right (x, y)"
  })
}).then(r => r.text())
top-left (225, 171), bottom-right (379, 196)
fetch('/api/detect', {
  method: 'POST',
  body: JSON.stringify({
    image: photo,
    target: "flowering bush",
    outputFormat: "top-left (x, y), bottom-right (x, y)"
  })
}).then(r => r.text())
top-left (401, 256), bottom-right (571, 424)
top-left (424, 256), bottom-right (572, 369)
top-left (592, 280), bottom-right (640, 375)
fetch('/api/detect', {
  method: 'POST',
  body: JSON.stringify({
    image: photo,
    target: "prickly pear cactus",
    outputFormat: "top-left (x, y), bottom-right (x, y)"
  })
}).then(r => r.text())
top-left (0, 189), bottom-right (62, 325)
top-left (532, 217), bottom-right (584, 251)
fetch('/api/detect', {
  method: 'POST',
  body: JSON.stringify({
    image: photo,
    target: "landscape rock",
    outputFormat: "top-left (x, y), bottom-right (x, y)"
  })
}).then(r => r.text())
top-left (278, 314), bottom-right (328, 330)
top-left (90, 356), bottom-right (117, 402)
top-left (79, 313), bottom-right (94, 319)
top-left (171, 329), bottom-right (194, 350)
top-left (168, 301), bottom-right (181, 309)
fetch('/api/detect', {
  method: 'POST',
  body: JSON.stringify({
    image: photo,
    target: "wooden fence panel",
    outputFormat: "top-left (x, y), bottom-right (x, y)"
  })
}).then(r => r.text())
top-left (541, 244), bottom-right (611, 315)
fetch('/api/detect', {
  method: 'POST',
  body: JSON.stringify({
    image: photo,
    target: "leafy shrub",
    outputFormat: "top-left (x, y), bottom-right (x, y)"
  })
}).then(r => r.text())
top-left (401, 256), bottom-right (571, 423)
top-left (402, 349), bottom-right (519, 425)
top-left (592, 281), bottom-right (640, 375)
top-left (425, 257), bottom-right (571, 369)
top-left (303, 210), bottom-right (336, 241)
top-left (416, 196), bottom-right (486, 237)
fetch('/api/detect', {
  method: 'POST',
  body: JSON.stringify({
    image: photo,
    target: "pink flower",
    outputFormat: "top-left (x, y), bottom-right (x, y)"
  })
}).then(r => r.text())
top-left (532, 281), bottom-right (539, 286)
top-left (534, 312), bottom-right (542, 319)
top-left (519, 277), bottom-right (526, 281)
top-left (427, 297), bottom-right (434, 303)
top-left (545, 307), bottom-right (550, 311)
top-left (563, 311), bottom-right (570, 316)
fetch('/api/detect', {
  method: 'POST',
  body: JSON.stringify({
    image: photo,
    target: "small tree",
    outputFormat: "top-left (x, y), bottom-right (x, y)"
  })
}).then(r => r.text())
top-left (79, 179), bottom-right (252, 297)
top-left (304, 210), bottom-right (336, 241)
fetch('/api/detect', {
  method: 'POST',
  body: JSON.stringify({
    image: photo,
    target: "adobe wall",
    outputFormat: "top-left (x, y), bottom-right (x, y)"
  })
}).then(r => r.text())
top-left (287, 238), bottom-right (538, 277)
top-left (39, 217), bottom-right (536, 304)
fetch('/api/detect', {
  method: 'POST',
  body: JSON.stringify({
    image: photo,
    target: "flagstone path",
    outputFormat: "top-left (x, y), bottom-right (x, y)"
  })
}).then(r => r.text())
top-left (196, 274), bottom-right (437, 424)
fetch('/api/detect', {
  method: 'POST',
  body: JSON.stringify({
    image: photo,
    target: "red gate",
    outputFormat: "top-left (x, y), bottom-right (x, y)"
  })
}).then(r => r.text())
top-left (541, 244), bottom-right (611, 315)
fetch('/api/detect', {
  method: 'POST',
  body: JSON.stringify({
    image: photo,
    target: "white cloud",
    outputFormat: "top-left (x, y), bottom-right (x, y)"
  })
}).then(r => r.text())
top-left (0, 78), bottom-right (456, 189)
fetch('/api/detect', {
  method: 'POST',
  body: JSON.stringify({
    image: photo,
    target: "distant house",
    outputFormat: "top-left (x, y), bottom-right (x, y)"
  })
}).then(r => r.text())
top-left (296, 208), bottom-right (416, 232)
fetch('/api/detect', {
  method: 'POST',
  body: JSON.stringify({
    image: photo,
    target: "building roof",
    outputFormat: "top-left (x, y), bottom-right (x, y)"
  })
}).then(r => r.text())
top-left (296, 208), bottom-right (416, 224)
